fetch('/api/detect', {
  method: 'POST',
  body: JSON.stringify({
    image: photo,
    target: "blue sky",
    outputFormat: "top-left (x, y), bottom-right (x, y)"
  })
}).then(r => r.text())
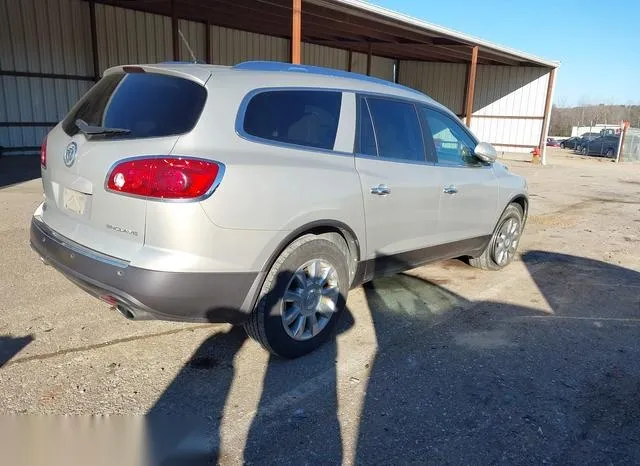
top-left (371, 0), bottom-right (639, 107)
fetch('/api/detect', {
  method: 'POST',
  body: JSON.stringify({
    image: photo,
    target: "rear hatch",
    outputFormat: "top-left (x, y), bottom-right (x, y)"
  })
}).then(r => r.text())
top-left (40, 67), bottom-right (209, 260)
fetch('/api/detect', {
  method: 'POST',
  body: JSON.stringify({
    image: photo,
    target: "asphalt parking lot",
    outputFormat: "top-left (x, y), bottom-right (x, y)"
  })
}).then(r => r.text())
top-left (1, 148), bottom-right (640, 464)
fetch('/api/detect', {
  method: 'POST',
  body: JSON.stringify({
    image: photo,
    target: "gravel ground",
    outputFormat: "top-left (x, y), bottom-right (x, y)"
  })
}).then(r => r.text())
top-left (1, 149), bottom-right (639, 465)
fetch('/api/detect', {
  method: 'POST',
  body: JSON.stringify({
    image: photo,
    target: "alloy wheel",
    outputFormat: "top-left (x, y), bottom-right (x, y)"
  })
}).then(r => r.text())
top-left (281, 259), bottom-right (340, 341)
top-left (492, 217), bottom-right (521, 266)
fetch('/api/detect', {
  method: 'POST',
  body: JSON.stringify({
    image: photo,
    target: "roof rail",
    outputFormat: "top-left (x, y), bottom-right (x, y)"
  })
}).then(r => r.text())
top-left (233, 61), bottom-right (424, 97)
top-left (158, 60), bottom-right (207, 65)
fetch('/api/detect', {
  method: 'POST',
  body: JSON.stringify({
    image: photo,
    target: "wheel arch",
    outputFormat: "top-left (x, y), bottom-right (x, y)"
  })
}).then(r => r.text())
top-left (251, 219), bottom-right (362, 301)
top-left (509, 194), bottom-right (528, 220)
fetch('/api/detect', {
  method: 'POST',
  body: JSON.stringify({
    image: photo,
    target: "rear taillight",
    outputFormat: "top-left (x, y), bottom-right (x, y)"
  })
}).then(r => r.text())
top-left (106, 157), bottom-right (222, 200)
top-left (40, 135), bottom-right (48, 168)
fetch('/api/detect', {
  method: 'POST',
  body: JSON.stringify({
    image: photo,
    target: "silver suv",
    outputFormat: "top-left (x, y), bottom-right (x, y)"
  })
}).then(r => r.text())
top-left (30, 61), bottom-right (528, 358)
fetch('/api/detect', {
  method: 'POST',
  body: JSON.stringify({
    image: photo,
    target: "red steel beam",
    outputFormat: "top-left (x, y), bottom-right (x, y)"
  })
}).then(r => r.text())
top-left (291, 0), bottom-right (302, 64)
top-left (464, 45), bottom-right (479, 127)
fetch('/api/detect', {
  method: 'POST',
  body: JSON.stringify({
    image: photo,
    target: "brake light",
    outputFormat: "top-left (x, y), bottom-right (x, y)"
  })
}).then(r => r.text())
top-left (106, 157), bottom-right (221, 199)
top-left (40, 135), bottom-right (48, 168)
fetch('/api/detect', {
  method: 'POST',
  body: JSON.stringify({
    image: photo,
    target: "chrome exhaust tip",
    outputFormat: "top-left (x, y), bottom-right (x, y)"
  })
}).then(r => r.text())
top-left (114, 304), bottom-right (156, 321)
top-left (115, 304), bottom-right (135, 320)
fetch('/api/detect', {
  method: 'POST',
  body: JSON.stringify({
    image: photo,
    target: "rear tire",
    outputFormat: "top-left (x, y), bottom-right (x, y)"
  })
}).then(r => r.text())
top-left (605, 148), bottom-right (614, 158)
top-left (469, 203), bottom-right (524, 271)
top-left (560, 143), bottom-right (565, 149)
top-left (244, 233), bottom-right (349, 358)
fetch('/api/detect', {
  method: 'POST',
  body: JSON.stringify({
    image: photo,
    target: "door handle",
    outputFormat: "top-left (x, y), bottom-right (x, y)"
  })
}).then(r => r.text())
top-left (370, 184), bottom-right (391, 196)
top-left (442, 185), bottom-right (458, 194)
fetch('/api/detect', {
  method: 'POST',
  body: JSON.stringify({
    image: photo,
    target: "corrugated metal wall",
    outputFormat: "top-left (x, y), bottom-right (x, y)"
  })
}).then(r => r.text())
top-left (398, 61), bottom-right (550, 152)
top-left (349, 52), bottom-right (395, 81)
top-left (210, 25), bottom-right (289, 65)
top-left (369, 56), bottom-right (395, 82)
top-left (95, 4), bottom-right (172, 72)
top-left (398, 61), bottom-right (467, 116)
top-left (470, 66), bottom-right (550, 152)
top-left (302, 43), bottom-right (349, 70)
top-left (1, 1), bottom-right (549, 155)
top-left (350, 52), bottom-right (367, 75)
top-left (0, 0), bottom-right (93, 151)
top-left (178, 19), bottom-right (206, 62)
top-left (473, 66), bottom-right (549, 116)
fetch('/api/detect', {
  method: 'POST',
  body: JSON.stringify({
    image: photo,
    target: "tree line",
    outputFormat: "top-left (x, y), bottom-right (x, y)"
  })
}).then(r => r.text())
top-left (550, 105), bottom-right (640, 137)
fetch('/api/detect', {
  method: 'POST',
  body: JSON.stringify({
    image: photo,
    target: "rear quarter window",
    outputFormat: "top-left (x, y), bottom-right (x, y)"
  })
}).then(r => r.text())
top-left (62, 72), bottom-right (207, 139)
top-left (241, 90), bottom-right (342, 151)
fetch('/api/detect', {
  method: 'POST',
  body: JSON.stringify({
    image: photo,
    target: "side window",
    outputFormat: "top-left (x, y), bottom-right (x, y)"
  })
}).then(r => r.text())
top-left (366, 97), bottom-right (425, 162)
top-left (422, 107), bottom-right (480, 167)
top-left (242, 90), bottom-right (342, 150)
top-left (356, 97), bottom-right (377, 156)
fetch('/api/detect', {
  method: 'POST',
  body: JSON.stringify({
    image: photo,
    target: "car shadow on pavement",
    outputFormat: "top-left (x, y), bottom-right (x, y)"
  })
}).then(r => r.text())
top-left (355, 251), bottom-right (640, 464)
top-left (147, 251), bottom-right (640, 465)
top-left (0, 155), bottom-right (41, 189)
top-left (0, 335), bottom-right (34, 367)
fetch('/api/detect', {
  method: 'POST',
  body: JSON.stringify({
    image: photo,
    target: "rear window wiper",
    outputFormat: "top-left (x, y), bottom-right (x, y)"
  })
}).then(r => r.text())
top-left (75, 118), bottom-right (131, 137)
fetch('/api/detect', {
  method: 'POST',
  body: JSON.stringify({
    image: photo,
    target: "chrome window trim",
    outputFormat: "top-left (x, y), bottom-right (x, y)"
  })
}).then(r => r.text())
top-left (354, 152), bottom-right (436, 167)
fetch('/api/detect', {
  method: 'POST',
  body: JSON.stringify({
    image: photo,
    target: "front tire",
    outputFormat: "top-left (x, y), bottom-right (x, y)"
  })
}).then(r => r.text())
top-left (244, 233), bottom-right (349, 358)
top-left (469, 203), bottom-right (524, 271)
top-left (605, 148), bottom-right (615, 158)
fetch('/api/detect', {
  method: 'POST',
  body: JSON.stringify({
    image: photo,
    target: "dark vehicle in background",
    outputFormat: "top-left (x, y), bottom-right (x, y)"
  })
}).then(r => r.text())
top-left (580, 134), bottom-right (620, 157)
top-left (546, 138), bottom-right (560, 147)
top-left (575, 132), bottom-right (601, 152)
top-left (560, 137), bottom-right (579, 149)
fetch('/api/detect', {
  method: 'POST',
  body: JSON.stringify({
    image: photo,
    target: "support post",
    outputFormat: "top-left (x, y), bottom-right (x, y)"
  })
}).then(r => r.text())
top-left (539, 67), bottom-right (557, 165)
top-left (616, 122), bottom-right (628, 163)
top-left (464, 46), bottom-right (479, 128)
top-left (366, 43), bottom-right (372, 76)
top-left (89, 0), bottom-right (99, 80)
top-left (291, 0), bottom-right (301, 64)
top-left (205, 22), bottom-right (211, 64)
top-left (347, 50), bottom-right (353, 72)
top-left (171, 0), bottom-right (179, 60)
top-left (394, 59), bottom-right (400, 83)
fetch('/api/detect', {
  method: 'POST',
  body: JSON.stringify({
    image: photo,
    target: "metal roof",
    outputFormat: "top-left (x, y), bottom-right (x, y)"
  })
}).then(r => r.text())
top-left (94, 0), bottom-right (559, 68)
top-left (320, 0), bottom-right (559, 68)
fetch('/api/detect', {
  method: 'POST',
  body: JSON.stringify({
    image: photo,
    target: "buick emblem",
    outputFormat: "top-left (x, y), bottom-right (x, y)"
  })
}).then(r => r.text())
top-left (63, 142), bottom-right (78, 167)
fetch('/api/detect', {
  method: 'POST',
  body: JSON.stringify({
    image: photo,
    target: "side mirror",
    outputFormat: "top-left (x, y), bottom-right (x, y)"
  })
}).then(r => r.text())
top-left (474, 142), bottom-right (497, 163)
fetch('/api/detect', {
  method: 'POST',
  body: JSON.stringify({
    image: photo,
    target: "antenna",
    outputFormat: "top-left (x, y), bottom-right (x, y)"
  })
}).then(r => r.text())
top-left (178, 28), bottom-right (198, 63)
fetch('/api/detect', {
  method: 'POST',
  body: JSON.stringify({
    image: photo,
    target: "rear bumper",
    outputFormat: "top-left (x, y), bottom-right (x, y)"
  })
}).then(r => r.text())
top-left (30, 215), bottom-right (261, 324)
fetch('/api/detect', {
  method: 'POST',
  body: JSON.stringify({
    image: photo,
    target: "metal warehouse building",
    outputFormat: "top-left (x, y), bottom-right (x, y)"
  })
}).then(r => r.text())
top-left (0, 0), bottom-right (558, 161)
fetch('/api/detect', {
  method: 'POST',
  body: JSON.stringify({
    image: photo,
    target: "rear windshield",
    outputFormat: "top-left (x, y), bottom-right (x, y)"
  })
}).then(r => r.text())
top-left (62, 71), bottom-right (207, 139)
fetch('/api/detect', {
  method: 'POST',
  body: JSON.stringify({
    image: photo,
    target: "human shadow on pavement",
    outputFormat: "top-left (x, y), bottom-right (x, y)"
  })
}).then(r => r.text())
top-left (147, 270), bottom-right (354, 465)
top-left (355, 252), bottom-right (640, 465)
top-left (0, 335), bottom-right (34, 367)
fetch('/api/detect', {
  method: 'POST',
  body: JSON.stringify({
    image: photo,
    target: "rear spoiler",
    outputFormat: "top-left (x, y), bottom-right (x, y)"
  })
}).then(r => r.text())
top-left (102, 63), bottom-right (212, 85)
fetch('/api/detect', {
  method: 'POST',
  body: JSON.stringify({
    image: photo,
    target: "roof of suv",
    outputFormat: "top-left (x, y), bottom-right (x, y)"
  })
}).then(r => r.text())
top-left (104, 61), bottom-right (441, 108)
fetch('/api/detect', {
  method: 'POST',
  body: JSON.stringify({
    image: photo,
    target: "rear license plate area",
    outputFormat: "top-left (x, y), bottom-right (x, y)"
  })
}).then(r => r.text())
top-left (63, 187), bottom-right (87, 215)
